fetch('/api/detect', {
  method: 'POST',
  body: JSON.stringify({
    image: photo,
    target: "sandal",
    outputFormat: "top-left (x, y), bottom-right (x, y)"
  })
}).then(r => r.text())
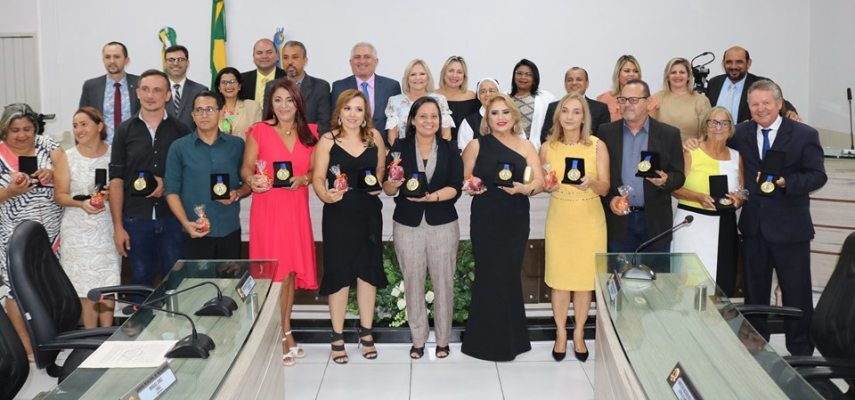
top-left (330, 331), bottom-right (348, 364)
top-left (283, 348), bottom-right (296, 367)
top-left (357, 326), bottom-right (378, 360)
top-left (436, 345), bottom-right (451, 359)
top-left (283, 331), bottom-right (306, 359)
top-left (409, 345), bottom-right (425, 359)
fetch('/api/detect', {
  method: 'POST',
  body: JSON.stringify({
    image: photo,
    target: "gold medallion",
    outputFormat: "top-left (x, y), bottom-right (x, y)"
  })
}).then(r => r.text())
top-left (718, 197), bottom-right (733, 206)
top-left (276, 168), bottom-right (290, 181)
top-left (133, 177), bottom-right (147, 191)
top-left (761, 181), bottom-right (775, 194)
top-left (213, 182), bottom-right (228, 196)
top-left (498, 168), bottom-right (512, 181)
top-left (568, 168), bottom-right (581, 181)
top-left (638, 160), bottom-right (651, 172)
top-left (364, 174), bottom-right (377, 186)
top-left (406, 177), bottom-right (420, 191)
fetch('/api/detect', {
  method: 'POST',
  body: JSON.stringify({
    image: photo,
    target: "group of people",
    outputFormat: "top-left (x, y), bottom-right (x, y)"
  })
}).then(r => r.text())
top-left (0, 39), bottom-right (826, 368)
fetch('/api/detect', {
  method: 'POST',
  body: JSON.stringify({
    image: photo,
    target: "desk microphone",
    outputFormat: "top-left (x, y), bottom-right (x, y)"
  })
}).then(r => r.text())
top-left (88, 289), bottom-right (215, 359)
top-left (144, 281), bottom-right (238, 317)
top-left (622, 215), bottom-right (694, 280)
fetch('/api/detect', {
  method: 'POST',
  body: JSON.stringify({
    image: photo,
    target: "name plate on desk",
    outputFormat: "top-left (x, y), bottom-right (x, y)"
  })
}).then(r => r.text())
top-left (121, 362), bottom-right (177, 400)
top-left (236, 271), bottom-right (256, 300)
top-left (667, 363), bottom-right (702, 400)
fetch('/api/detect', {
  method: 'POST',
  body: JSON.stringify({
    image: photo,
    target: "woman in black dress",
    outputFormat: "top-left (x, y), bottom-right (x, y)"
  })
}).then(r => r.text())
top-left (433, 56), bottom-right (480, 142)
top-left (313, 89), bottom-right (388, 364)
top-left (460, 93), bottom-right (544, 361)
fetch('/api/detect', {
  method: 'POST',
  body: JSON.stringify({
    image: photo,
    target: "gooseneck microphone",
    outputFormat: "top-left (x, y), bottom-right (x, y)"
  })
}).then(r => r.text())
top-left (847, 88), bottom-right (854, 153)
top-left (88, 289), bottom-right (215, 359)
top-left (622, 215), bottom-right (694, 280)
top-left (144, 281), bottom-right (238, 317)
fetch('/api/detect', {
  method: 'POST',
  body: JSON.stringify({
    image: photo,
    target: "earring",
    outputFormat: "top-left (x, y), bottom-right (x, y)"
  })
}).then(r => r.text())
top-left (338, 118), bottom-right (342, 125)
top-left (361, 120), bottom-right (367, 128)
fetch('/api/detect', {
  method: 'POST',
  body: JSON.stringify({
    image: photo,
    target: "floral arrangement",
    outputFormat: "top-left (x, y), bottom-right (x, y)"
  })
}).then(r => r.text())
top-left (347, 241), bottom-right (476, 326)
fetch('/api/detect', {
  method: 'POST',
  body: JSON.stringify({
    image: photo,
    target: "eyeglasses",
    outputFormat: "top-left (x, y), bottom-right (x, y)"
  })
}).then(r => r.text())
top-left (706, 120), bottom-right (732, 129)
top-left (515, 71), bottom-right (534, 78)
top-left (616, 96), bottom-right (648, 104)
top-left (165, 57), bottom-right (187, 64)
top-left (449, 55), bottom-right (465, 62)
top-left (478, 88), bottom-right (499, 95)
top-left (220, 79), bottom-right (238, 87)
top-left (192, 107), bottom-right (219, 115)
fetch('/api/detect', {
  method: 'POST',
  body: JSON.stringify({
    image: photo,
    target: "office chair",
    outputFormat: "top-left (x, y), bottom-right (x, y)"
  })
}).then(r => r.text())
top-left (0, 305), bottom-right (29, 400)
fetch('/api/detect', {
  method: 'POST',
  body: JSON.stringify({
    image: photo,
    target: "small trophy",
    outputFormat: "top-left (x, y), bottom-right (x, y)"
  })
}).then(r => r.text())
top-left (635, 151), bottom-right (660, 178)
top-left (388, 152), bottom-right (404, 181)
top-left (563, 157), bottom-right (585, 185)
top-left (211, 173), bottom-right (230, 200)
top-left (494, 162), bottom-right (515, 187)
top-left (615, 185), bottom-right (633, 215)
top-left (329, 165), bottom-right (349, 192)
top-left (194, 205), bottom-right (210, 233)
top-left (272, 161), bottom-right (294, 188)
top-left (542, 163), bottom-right (558, 190)
top-left (401, 172), bottom-right (427, 197)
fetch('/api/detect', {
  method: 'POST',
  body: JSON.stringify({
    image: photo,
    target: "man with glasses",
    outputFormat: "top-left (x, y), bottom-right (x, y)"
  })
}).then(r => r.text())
top-left (110, 69), bottom-right (189, 293)
top-left (79, 41), bottom-right (141, 144)
top-left (262, 40), bottom-right (331, 133)
top-left (330, 42), bottom-right (401, 143)
top-left (597, 79), bottom-right (685, 253)
top-left (165, 91), bottom-right (249, 259)
top-left (541, 67), bottom-right (610, 142)
top-left (164, 45), bottom-right (207, 132)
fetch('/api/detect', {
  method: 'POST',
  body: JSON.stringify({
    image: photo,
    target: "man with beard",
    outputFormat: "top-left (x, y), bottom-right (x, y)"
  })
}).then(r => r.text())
top-left (262, 40), bottom-right (331, 133)
top-left (79, 42), bottom-right (140, 144)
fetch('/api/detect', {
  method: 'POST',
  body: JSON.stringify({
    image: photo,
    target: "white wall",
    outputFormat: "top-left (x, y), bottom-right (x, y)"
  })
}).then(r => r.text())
top-left (809, 1), bottom-right (855, 147)
top-left (0, 0), bottom-right (38, 34)
top-left (26, 0), bottom-right (811, 136)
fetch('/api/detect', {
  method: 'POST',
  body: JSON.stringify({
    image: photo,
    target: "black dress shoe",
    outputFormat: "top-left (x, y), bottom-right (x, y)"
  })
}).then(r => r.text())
top-left (552, 346), bottom-right (566, 362)
top-left (574, 342), bottom-right (589, 362)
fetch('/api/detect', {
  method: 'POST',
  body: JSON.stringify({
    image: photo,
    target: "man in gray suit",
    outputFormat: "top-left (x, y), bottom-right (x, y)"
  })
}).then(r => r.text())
top-left (163, 45), bottom-right (207, 133)
top-left (262, 41), bottom-right (331, 133)
top-left (330, 42), bottom-right (402, 144)
top-left (79, 41), bottom-right (140, 144)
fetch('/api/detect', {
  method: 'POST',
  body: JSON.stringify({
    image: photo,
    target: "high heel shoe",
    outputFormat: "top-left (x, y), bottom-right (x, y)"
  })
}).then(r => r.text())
top-left (574, 341), bottom-right (589, 362)
top-left (553, 330), bottom-right (567, 362)
top-left (283, 331), bottom-right (306, 359)
top-left (357, 326), bottom-right (378, 360)
top-left (330, 331), bottom-right (348, 364)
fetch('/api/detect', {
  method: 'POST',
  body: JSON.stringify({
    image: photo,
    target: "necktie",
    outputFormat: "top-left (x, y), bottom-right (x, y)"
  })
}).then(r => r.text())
top-left (173, 84), bottom-right (181, 113)
top-left (113, 82), bottom-right (122, 131)
top-left (726, 83), bottom-right (736, 118)
top-left (761, 128), bottom-right (771, 160)
top-left (361, 82), bottom-right (370, 102)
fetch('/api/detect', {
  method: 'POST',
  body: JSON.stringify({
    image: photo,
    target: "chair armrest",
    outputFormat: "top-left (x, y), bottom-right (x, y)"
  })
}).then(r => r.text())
top-left (56, 327), bottom-right (116, 340)
top-left (734, 304), bottom-right (804, 318)
top-left (784, 355), bottom-right (855, 369)
top-left (797, 366), bottom-right (855, 381)
top-left (93, 284), bottom-right (155, 297)
top-left (39, 338), bottom-right (106, 351)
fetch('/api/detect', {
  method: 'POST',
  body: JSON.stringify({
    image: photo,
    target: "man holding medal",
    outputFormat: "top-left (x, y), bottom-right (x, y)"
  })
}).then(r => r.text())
top-left (598, 79), bottom-right (685, 253)
top-left (165, 91), bottom-right (249, 259)
top-left (730, 80), bottom-right (826, 356)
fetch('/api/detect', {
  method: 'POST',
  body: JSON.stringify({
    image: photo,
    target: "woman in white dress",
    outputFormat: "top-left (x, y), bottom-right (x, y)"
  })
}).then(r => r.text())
top-left (54, 107), bottom-right (121, 328)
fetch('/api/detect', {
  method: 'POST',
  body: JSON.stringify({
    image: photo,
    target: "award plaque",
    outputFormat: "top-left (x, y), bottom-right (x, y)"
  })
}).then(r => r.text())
top-left (562, 157), bottom-right (586, 185)
top-left (357, 168), bottom-right (380, 191)
top-left (272, 161), bottom-right (294, 188)
top-left (756, 150), bottom-right (785, 198)
top-left (210, 173), bottom-right (230, 200)
top-left (635, 151), bottom-right (661, 178)
top-left (493, 162), bottom-right (516, 187)
top-left (400, 172), bottom-right (427, 197)
top-left (131, 171), bottom-right (155, 196)
top-left (709, 175), bottom-right (735, 210)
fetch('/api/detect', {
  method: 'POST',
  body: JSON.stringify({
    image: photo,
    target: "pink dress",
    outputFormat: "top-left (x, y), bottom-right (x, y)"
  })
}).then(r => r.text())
top-left (248, 122), bottom-right (318, 289)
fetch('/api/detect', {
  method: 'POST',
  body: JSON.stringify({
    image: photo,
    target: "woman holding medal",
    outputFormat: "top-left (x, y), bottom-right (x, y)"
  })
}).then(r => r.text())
top-left (460, 93), bottom-right (544, 361)
top-left (383, 96), bottom-right (463, 359)
top-left (313, 89), bottom-right (388, 364)
top-left (539, 93), bottom-right (610, 362)
top-left (0, 103), bottom-right (63, 361)
top-left (671, 106), bottom-right (742, 296)
top-left (241, 79), bottom-right (318, 366)
top-left (54, 107), bottom-right (120, 329)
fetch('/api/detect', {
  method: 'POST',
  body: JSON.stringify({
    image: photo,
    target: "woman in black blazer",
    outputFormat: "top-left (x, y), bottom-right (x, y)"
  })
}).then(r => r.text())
top-left (382, 96), bottom-right (463, 360)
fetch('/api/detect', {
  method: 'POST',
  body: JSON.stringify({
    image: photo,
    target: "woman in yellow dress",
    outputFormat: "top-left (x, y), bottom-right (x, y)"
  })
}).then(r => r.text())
top-left (539, 93), bottom-right (610, 362)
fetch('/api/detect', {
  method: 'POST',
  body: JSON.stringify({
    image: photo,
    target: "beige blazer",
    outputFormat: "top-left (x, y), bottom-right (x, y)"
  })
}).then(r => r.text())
top-left (221, 99), bottom-right (262, 140)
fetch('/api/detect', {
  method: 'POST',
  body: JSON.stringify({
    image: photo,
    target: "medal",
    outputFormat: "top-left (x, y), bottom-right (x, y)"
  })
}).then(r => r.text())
top-left (133, 172), bottom-right (147, 191)
top-left (718, 197), bottom-right (733, 206)
top-left (567, 159), bottom-right (581, 181)
top-left (276, 163), bottom-right (291, 181)
top-left (364, 169), bottom-right (377, 186)
top-left (406, 173), bottom-right (420, 191)
top-left (638, 155), bottom-right (652, 172)
top-left (498, 164), bottom-right (512, 181)
top-left (761, 175), bottom-right (775, 194)
top-left (213, 175), bottom-right (227, 196)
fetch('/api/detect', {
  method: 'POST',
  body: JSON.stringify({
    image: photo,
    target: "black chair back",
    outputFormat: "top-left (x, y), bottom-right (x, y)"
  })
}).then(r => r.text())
top-left (0, 306), bottom-right (29, 400)
top-left (6, 220), bottom-right (82, 369)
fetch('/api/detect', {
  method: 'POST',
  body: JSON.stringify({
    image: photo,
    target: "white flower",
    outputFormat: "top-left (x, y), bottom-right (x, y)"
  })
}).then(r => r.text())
top-left (397, 281), bottom-right (406, 292)
top-left (391, 288), bottom-right (400, 297)
top-left (397, 298), bottom-right (407, 310)
top-left (425, 291), bottom-right (435, 303)
top-left (469, 272), bottom-right (475, 281)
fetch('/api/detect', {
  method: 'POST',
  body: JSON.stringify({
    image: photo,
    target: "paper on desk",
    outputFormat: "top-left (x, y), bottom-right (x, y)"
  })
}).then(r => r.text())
top-left (78, 340), bottom-right (178, 369)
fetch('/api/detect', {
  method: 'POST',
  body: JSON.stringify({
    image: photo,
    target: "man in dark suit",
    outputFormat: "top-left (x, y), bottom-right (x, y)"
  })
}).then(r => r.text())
top-left (238, 39), bottom-right (286, 105)
top-left (163, 45), bottom-right (207, 132)
top-left (541, 67), bottom-right (609, 142)
top-left (732, 80), bottom-right (826, 356)
top-left (598, 79), bottom-right (685, 253)
top-left (262, 41), bottom-right (331, 133)
top-left (331, 42), bottom-right (402, 144)
top-left (79, 41), bottom-right (140, 144)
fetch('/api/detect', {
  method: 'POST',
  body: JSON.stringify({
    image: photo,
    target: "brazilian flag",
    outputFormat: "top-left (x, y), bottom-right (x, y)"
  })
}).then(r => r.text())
top-left (210, 0), bottom-right (227, 89)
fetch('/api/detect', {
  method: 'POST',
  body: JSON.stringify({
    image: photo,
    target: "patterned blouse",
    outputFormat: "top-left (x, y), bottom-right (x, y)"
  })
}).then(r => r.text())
top-left (384, 93), bottom-right (455, 140)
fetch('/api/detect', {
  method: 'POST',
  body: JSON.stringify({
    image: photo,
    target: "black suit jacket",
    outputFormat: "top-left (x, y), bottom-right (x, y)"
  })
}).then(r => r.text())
top-left (166, 78), bottom-right (207, 132)
top-left (541, 96), bottom-right (609, 142)
top-left (238, 68), bottom-right (286, 102)
top-left (79, 73), bottom-right (141, 116)
top-left (263, 74), bottom-right (332, 133)
top-left (598, 118), bottom-right (685, 243)
top-left (705, 73), bottom-right (769, 123)
top-left (388, 138), bottom-right (463, 227)
top-left (330, 74), bottom-right (402, 141)
top-left (730, 118), bottom-right (826, 243)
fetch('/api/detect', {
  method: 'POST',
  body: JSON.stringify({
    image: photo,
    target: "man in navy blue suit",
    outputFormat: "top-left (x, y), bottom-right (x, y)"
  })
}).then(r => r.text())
top-left (330, 42), bottom-right (401, 144)
top-left (732, 80), bottom-right (827, 356)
